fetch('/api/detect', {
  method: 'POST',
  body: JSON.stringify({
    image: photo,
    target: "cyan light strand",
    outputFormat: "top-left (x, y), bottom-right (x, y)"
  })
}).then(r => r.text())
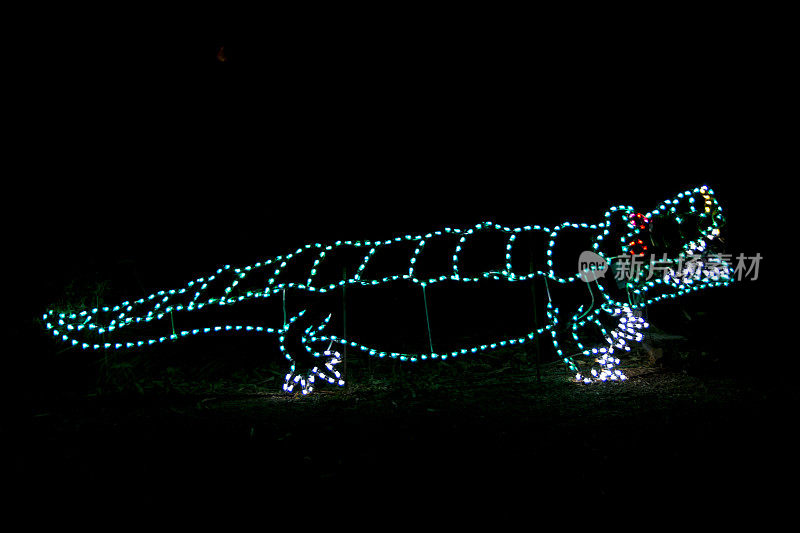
top-left (43, 185), bottom-right (732, 391)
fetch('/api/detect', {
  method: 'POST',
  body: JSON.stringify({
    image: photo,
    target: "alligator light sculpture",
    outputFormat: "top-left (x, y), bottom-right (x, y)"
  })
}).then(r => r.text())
top-left (43, 186), bottom-right (731, 394)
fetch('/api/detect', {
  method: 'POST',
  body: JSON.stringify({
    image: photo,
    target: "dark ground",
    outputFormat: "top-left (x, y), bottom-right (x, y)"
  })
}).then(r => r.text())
top-left (14, 333), bottom-right (794, 515)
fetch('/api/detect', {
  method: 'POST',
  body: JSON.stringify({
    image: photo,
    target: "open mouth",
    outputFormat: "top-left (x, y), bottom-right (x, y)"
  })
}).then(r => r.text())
top-left (648, 212), bottom-right (715, 255)
top-left (645, 208), bottom-right (727, 288)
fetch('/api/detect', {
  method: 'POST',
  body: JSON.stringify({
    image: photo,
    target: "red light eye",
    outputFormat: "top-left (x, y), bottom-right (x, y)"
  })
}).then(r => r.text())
top-left (628, 239), bottom-right (648, 256)
top-left (629, 212), bottom-right (650, 230)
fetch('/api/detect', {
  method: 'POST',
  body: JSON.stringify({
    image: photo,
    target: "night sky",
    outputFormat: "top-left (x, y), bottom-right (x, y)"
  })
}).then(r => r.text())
top-left (17, 15), bottom-right (780, 288)
top-left (8, 9), bottom-right (787, 518)
top-left (15, 14), bottom-right (778, 344)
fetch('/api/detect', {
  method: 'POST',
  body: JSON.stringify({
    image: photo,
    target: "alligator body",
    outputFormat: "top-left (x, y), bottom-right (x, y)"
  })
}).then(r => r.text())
top-left (44, 186), bottom-right (732, 394)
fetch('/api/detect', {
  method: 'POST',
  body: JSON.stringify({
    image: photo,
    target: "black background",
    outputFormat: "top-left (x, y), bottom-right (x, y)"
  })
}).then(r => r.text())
top-left (12, 9), bottom-right (779, 357)
top-left (13, 10), bottom-right (782, 299)
top-left (6, 6), bottom-right (787, 520)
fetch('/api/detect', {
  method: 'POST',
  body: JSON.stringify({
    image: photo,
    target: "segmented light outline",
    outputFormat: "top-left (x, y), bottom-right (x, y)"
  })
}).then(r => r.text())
top-left (43, 186), bottom-right (732, 388)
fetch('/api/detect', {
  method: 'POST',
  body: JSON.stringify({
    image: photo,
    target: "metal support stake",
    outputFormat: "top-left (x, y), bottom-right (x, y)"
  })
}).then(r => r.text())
top-left (530, 259), bottom-right (542, 384)
top-left (422, 284), bottom-right (434, 357)
top-left (342, 267), bottom-right (348, 389)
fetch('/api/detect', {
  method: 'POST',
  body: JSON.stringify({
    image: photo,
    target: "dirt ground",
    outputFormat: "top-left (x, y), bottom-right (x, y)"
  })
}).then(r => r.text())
top-left (15, 347), bottom-right (794, 517)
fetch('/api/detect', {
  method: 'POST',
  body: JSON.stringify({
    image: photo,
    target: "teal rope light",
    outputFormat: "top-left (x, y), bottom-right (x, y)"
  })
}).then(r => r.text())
top-left (42, 185), bottom-right (732, 394)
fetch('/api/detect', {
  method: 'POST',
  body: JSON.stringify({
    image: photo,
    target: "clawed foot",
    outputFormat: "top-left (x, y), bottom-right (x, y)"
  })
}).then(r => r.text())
top-left (310, 349), bottom-right (345, 387)
top-left (575, 305), bottom-right (648, 383)
top-left (282, 349), bottom-right (345, 395)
